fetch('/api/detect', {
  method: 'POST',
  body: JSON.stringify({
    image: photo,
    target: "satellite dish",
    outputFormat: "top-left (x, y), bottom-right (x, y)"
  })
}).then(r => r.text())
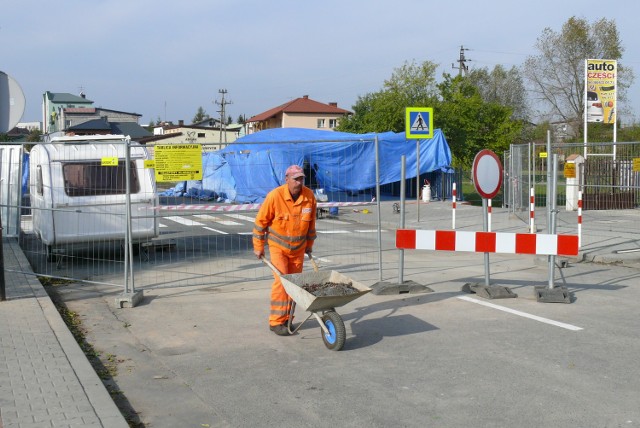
top-left (0, 71), bottom-right (27, 133)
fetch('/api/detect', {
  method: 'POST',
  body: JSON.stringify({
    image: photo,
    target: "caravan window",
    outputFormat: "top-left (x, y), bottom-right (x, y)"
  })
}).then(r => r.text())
top-left (62, 161), bottom-right (140, 197)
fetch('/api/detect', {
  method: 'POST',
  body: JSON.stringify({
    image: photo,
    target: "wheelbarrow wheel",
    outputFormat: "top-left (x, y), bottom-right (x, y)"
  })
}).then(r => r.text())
top-left (321, 310), bottom-right (346, 351)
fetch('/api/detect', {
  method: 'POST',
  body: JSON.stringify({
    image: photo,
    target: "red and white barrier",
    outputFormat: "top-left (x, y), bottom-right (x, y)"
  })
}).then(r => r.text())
top-left (529, 187), bottom-right (535, 233)
top-left (396, 229), bottom-right (579, 257)
top-left (452, 182), bottom-right (457, 230)
top-left (155, 201), bottom-right (373, 212)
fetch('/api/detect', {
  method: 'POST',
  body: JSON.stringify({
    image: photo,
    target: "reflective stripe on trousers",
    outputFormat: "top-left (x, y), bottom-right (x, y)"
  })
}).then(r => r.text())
top-left (268, 246), bottom-right (304, 327)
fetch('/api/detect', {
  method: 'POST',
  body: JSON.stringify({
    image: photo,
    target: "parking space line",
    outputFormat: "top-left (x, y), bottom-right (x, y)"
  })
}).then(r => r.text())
top-left (457, 295), bottom-right (583, 331)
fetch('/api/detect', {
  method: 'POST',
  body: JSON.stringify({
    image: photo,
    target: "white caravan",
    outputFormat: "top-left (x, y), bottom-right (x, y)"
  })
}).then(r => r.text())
top-left (29, 134), bottom-right (159, 258)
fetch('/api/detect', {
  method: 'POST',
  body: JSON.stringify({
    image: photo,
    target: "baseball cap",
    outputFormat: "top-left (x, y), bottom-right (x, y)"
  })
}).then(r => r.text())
top-left (285, 165), bottom-right (305, 179)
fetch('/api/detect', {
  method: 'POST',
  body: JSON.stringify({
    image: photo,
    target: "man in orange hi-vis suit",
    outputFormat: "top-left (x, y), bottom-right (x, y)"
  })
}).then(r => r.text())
top-left (253, 165), bottom-right (317, 336)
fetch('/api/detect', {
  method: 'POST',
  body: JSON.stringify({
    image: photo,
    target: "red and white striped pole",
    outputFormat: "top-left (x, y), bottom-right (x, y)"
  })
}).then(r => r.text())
top-left (452, 182), bottom-right (457, 230)
top-left (529, 187), bottom-right (535, 233)
top-left (578, 190), bottom-right (582, 248)
top-left (488, 198), bottom-right (492, 232)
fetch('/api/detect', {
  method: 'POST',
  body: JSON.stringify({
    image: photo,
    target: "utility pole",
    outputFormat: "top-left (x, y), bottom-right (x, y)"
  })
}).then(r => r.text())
top-left (215, 89), bottom-right (233, 144)
top-left (452, 45), bottom-right (471, 77)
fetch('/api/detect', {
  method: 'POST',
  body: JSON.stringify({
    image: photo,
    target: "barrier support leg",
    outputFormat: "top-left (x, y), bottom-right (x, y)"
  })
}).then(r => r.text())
top-left (371, 155), bottom-right (433, 295)
top-left (460, 198), bottom-right (517, 300)
top-left (534, 285), bottom-right (570, 303)
top-left (534, 154), bottom-right (572, 304)
top-left (461, 283), bottom-right (518, 299)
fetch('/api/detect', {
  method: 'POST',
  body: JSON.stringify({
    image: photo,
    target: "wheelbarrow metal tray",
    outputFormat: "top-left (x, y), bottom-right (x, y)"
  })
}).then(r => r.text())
top-left (280, 270), bottom-right (371, 312)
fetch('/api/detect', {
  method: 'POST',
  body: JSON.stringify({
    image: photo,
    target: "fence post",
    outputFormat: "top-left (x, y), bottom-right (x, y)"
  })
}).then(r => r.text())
top-left (0, 225), bottom-right (5, 302)
top-left (115, 137), bottom-right (143, 308)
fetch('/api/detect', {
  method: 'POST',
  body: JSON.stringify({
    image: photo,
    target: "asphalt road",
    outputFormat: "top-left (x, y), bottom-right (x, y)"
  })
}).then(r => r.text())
top-left (46, 225), bottom-right (640, 427)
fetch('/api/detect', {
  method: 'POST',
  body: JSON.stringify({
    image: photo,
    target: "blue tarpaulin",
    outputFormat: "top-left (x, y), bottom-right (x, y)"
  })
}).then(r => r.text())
top-left (161, 128), bottom-right (453, 203)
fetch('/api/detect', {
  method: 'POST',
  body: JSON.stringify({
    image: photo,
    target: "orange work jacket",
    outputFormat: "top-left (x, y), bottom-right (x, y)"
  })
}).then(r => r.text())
top-left (253, 184), bottom-right (317, 254)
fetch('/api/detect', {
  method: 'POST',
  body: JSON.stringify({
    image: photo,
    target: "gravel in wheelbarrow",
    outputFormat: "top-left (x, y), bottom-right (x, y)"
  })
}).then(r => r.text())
top-left (280, 270), bottom-right (371, 313)
top-left (303, 281), bottom-right (360, 297)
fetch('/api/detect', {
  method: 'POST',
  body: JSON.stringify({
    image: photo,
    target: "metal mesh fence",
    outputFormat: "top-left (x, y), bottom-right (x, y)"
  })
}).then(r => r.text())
top-left (506, 140), bottom-right (640, 239)
top-left (13, 138), bottom-right (392, 292)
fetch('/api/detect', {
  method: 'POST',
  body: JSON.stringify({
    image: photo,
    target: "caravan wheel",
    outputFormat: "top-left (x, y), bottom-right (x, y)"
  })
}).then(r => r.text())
top-left (120, 243), bottom-right (141, 256)
top-left (45, 245), bottom-right (56, 262)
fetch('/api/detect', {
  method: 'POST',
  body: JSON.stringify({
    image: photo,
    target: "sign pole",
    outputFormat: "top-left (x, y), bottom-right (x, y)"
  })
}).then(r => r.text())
top-left (416, 140), bottom-right (420, 222)
top-left (404, 107), bottom-right (434, 224)
top-left (482, 198), bottom-right (490, 287)
top-left (462, 149), bottom-right (516, 299)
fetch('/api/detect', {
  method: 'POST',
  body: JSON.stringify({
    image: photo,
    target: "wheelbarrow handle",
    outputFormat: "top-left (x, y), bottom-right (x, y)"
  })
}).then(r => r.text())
top-left (261, 254), bottom-right (319, 274)
top-left (260, 256), bottom-right (282, 277)
top-left (308, 253), bottom-right (320, 273)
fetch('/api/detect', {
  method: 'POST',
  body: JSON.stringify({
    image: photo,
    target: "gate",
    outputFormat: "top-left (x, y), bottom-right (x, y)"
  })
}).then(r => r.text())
top-left (583, 156), bottom-right (639, 210)
top-left (0, 144), bottom-right (24, 237)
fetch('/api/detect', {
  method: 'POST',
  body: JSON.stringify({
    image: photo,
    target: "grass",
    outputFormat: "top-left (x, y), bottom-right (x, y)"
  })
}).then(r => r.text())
top-left (460, 182), bottom-right (504, 207)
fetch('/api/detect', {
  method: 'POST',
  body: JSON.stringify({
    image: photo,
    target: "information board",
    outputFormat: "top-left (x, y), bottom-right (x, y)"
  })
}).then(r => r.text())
top-left (154, 144), bottom-right (203, 182)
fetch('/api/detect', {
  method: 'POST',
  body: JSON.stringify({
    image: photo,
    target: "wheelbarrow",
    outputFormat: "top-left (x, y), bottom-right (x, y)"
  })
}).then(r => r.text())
top-left (262, 256), bottom-right (371, 351)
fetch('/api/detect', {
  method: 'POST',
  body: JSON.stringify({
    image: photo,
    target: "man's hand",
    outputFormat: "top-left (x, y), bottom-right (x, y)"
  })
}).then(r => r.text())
top-left (305, 248), bottom-right (312, 255)
top-left (254, 249), bottom-right (264, 259)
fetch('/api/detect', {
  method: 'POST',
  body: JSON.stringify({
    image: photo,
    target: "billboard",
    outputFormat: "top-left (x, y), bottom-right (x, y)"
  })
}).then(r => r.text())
top-left (585, 59), bottom-right (617, 124)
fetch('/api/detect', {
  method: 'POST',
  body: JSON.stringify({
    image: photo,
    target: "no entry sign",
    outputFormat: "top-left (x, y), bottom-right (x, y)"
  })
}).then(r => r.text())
top-left (472, 149), bottom-right (503, 199)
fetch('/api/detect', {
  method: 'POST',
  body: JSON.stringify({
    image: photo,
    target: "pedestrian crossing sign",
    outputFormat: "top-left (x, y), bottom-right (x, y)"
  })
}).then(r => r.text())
top-left (405, 107), bottom-right (433, 139)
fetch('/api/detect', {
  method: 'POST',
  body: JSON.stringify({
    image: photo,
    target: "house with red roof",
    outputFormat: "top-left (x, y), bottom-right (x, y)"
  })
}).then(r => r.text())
top-left (245, 95), bottom-right (351, 134)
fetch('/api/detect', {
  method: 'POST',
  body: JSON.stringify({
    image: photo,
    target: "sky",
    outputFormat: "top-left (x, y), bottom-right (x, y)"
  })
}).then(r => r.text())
top-left (3, 0), bottom-right (640, 127)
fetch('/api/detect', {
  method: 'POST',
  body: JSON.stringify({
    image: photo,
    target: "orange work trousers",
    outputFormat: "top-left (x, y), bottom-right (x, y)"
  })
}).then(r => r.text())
top-left (268, 246), bottom-right (305, 327)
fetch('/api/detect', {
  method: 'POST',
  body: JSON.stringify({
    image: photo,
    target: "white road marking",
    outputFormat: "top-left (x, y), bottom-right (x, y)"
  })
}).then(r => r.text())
top-left (159, 223), bottom-right (168, 228)
top-left (355, 229), bottom-right (386, 233)
top-left (163, 216), bottom-right (205, 226)
top-left (317, 230), bottom-right (350, 234)
top-left (321, 219), bottom-right (350, 225)
top-left (194, 214), bottom-right (242, 226)
top-left (457, 295), bottom-right (583, 331)
top-left (203, 226), bottom-right (228, 234)
top-left (225, 213), bottom-right (255, 222)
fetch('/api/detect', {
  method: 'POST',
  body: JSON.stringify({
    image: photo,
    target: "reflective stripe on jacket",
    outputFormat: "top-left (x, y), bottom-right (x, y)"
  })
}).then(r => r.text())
top-left (253, 184), bottom-right (317, 254)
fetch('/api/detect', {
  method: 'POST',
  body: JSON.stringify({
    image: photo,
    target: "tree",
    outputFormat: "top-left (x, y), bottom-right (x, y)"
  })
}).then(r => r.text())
top-left (337, 59), bottom-right (522, 166)
top-left (467, 65), bottom-right (529, 121)
top-left (436, 74), bottom-right (522, 167)
top-left (227, 115), bottom-right (233, 125)
top-left (523, 16), bottom-right (634, 125)
top-left (237, 114), bottom-right (245, 124)
top-left (27, 128), bottom-right (42, 142)
top-left (337, 60), bottom-right (439, 133)
top-left (192, 106), bottom-right (209, 124)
